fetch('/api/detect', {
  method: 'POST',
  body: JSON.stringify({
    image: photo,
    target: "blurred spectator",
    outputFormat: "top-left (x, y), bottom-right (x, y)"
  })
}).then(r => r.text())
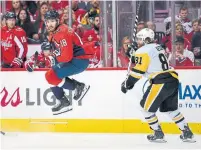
top-left (0, 14), bottom-right (6, 28)
top-left (117, 36), bottom-right (131, 68)
top-left (21, 1), bottom-right (38, 22)
top-left (191, 19), bottom-right (201, 64)
top-left (1, 12), bottom-right (28, 68)
top-left (16, 9), bottom-right (38, 40)
top-left (82, 14), bottom-right (100, 43)
top-left (50, 0), bottom-right (68, 15)
top-left (137, 21), bottom-right (146, 33)
top-left (60, 8), bottom-right (84, 38)
top-left (185, 19), bottom-right (199, 42)
top-left (72, 0), bottom-right (87, 24)
top-left (169, 36), bottom-right (194, 66)
top-left (11, 0), bottom-right (22, 17)
top-left (6, 1), bottom-right (13, 12)
top-left (146, 21), bottom-right (156, 32)
top-left (81, 0), bottom-right (100, 25)
top-left (33, 2), bottom-right (49, 42)
top-left (78, 0), bottom-right (92, 11)
top-left (162, 22), bottom-right (191, 53)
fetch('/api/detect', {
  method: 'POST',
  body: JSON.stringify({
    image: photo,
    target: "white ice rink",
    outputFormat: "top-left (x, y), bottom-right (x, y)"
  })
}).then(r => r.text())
top-left (1, 133), bottom-right (201, 150)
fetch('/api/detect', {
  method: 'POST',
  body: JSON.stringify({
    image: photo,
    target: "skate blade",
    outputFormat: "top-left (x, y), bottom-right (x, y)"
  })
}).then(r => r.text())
top-left (182, 139), bottom-right (196, 143)
top-left (53, 107), bottom-right (73, 115)
top-left (148, 139), bottom-right (167, 143)
top-left (74, 85), bottom-right (90, 102)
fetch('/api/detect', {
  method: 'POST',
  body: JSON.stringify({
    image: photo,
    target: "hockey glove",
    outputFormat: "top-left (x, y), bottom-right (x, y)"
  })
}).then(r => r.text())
top-left (121, 75), bottom-right (139, 94)
top-left (126, 42), bottom-right (138, 58)
top-left (10, 57), bottom-right (23, 68)
top-left (24, 60), bottom-right (35, 72)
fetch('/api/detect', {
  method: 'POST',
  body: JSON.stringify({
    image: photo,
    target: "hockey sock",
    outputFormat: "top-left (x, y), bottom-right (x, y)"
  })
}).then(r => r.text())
top-left (58, 77), bottom-right (76, 90)
top-left (142, 110), bottom-right (160, 130)
top-left (50, 86), bottom-right (65, 100)
top-left (167, 110), bottom-right (187, 130)
top-left (145, 114), bottom-right (160, 130)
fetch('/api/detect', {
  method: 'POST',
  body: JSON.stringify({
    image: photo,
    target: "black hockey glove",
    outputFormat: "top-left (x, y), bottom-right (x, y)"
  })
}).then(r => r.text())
top-left (126, 42), bottom-right (138, 58)
top-left (121, 75), bottom-right (139, 94)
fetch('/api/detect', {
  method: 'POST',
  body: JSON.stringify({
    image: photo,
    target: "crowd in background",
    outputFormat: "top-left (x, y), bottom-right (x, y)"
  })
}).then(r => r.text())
top-left (1, 0), bottom-right (201, 69)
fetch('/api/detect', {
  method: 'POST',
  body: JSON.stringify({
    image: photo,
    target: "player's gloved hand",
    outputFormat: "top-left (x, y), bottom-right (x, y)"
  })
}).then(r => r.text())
top-left (121, 80), bottom-right (128, 93)
top-left (121, 76), bottom-right (135, 94)
top-left (126, 42), bottom-right (138, 58)
top-left (24, 60), bottom-right (35, 72)
top-left (10, 57), bottom-right (23, 68)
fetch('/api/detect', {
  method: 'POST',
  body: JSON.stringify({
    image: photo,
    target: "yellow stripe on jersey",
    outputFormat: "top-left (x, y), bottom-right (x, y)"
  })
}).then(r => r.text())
top-left (130, 73), bottom-right (142, 79)
top-left (144, 84), bottom-right (164, 111)
top-left (132, 53), bottom-right (150, 74)
top-left (149, 70), bottom-right (178, 80)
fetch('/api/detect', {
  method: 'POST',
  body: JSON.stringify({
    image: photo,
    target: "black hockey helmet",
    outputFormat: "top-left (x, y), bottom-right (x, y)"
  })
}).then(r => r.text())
top-left (5, 11), bottom-right (16, 20)
top-left (44, 10), bottom-right (59, 20)
top-left (41, 41), bottom-right (52, 51)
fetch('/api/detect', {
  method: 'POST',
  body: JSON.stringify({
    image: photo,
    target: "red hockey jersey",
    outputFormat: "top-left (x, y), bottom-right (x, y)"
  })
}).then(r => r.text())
top-left (1, 26), bottom-right (28, 65)
top-left (49, 24), bottom-right (94, 63)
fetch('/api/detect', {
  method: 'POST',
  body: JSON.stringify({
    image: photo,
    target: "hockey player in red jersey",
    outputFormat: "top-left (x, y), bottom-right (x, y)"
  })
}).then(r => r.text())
top-left (24, 41), bottom-right (53, 71)
top-left (44, 10), bottom-right (92, 115)
top-left (1, 12), bottom-right (28, 68)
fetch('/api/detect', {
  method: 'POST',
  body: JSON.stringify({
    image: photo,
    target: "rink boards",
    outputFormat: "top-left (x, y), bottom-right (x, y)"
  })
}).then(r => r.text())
top-left (0, 69), bottom-right (201, 134)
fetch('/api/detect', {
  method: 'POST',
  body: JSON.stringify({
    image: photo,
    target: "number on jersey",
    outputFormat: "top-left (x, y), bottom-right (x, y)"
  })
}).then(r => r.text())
top-left (21, 36), bottom-right (27, 43)
top-left (159, 53), bottom-right (169, 71)
top-left (135, 56), bottom-right (142, 64)
top-left (60, 39), bottom-right (67, 47)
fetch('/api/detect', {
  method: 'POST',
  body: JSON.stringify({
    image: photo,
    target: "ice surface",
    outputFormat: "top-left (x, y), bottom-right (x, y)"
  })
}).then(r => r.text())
top-left (1, 133), bottom-right (201, 150)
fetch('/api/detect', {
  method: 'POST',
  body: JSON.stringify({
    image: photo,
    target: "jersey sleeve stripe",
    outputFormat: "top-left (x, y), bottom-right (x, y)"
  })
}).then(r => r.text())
top-left (14, 36), bottom-right (24, 58)
top-left (74, 32), bottom-right (83, 45)
top-left (132, 68), bottom-right (145, 74)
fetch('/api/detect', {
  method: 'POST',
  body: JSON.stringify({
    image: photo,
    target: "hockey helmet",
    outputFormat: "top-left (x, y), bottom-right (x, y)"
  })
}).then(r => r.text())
top-left (44, 10), bottom-right (59, 20)
top-left (5, 12), bottom-right (16, 20)
top-left (136, 28), bottom-right (155, 44)
top-left (41, 41), bottom-right (52, 51)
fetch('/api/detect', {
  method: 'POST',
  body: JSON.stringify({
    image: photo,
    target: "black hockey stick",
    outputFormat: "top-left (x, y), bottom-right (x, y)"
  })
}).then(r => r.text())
top-left (34, 51), bottom-right (39, 67)
top-left (124, 2), bottom-right (141, 82)
top-left (1, 131), bottom-right (5, 135)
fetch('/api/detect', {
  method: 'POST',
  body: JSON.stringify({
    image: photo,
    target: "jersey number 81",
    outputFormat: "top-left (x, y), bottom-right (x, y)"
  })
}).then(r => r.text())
top-left (159, 53), bottom-right (169, 71)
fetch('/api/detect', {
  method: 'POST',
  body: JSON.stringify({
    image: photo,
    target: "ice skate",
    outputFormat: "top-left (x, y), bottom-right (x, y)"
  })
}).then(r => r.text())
top-left (147, 127), bottom-right (167, 143)
top-left (73, 81), bottom-right (90, 102)
top-left (52, 95), bottom-right (73, 115)
top-left (180, 125), bottom-right (196, 143)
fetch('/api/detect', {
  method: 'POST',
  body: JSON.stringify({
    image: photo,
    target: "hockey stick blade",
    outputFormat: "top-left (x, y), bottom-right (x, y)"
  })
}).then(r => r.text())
top-left (1, 131), bottom-right (5, 135)
top-left (34, 51), bottom-right (39, 67)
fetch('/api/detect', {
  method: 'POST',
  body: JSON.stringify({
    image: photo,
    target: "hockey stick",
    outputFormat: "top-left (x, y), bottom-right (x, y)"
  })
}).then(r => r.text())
top-left (34, 51), bottom-right (39, 67)
top-left (125, 2), bottom-right (141, 81)
top-left (1, 131), bottom-right (5, 135)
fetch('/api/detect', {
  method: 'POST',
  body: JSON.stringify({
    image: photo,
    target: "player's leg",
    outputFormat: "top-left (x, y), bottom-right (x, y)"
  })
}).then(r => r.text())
top-left (140, 83), bottom-right (166, 143)
top-left (53, 58), bottom-right (90, 101)
top-left (160, 84), bottom-right (196, 143)
top-left (45, 69), bottom-right (72, 115)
